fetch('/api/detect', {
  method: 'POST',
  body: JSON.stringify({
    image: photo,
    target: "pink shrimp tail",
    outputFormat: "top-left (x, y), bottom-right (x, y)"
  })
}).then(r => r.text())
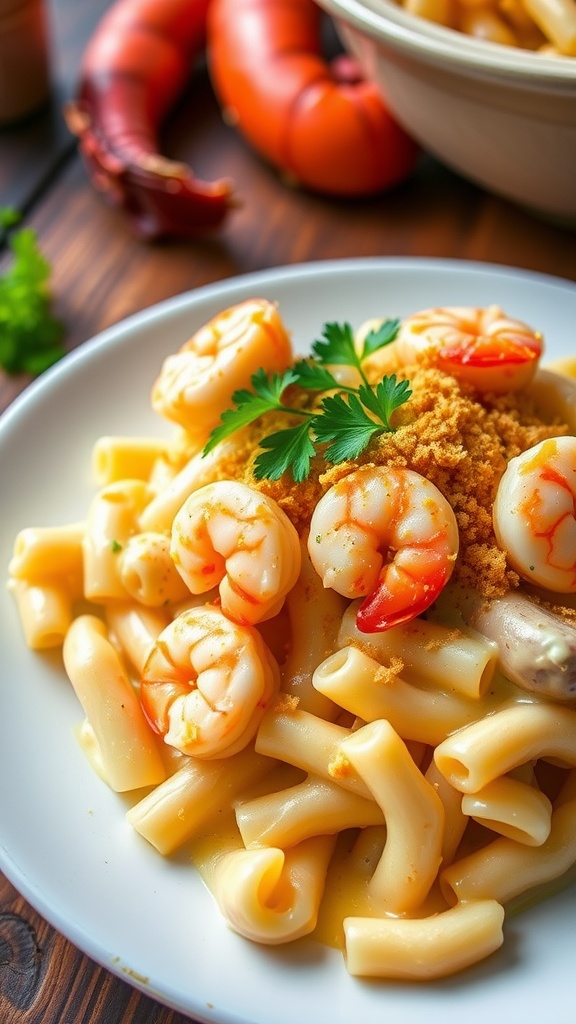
top-left (356, 554), bottom-right (453, 633)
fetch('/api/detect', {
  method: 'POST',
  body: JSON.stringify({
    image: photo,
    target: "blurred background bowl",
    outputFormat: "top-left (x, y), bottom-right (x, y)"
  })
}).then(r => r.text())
top-left (317, 0), bottom-right (576, 224)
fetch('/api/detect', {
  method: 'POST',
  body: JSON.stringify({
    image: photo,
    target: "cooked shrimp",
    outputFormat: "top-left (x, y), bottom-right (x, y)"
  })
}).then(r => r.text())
top-left (492, 435), bottom-right (576, 592)
top-left (393, 305), bottom-right (543, 393)
top-left (171, 480), bottom-right (302, 625)
top-left (151, 298), bottom-right (293, 437)
top-left (307, 465), bottom-right (459, 632)
top-left (118, 530), bottom-right (191, 606)
top-left (140, 604), bottom-right (279, 758)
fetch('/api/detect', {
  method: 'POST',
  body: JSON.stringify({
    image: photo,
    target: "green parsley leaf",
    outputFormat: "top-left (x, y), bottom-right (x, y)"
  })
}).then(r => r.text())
top-left (248, 366), bottom-right (300, 405)
top-left (314, 392), bottom-right (383, 463)
top-left (0, 212), bottom-right (66, 375)
top-left (203, 367), bottom-right (302, 454)
top-left (253, 421), bottom-right (317, 482)
top-left (314, 374), bottom-right (411, 463)
top-left (311, 321), bottom-right (359, 369)
top-left (0, 207), bottom-right (21, 231)
top-left (360, 318), bottom-right (400, 358)
top-left (203, 319), bottom-right (411, 482)
top-left (357, 375), bottom-right (413, 431)
top-left (311, 318), bottom-right (400, 374)
top-left (292, 358), bottom-right (341, 392)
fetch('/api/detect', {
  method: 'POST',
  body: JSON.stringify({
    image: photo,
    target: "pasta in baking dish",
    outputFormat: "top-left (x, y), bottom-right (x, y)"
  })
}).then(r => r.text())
top-left (8, 296), bottom-right (576, 981)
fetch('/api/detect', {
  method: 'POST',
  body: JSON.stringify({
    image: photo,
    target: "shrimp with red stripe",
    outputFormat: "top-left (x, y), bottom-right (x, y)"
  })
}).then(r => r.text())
top-left (307, 464), bottom-right (459, 632)
top-left (493, 435), bottom-right (576, 594)
top-left (393, 305), bottom-right (544, 393)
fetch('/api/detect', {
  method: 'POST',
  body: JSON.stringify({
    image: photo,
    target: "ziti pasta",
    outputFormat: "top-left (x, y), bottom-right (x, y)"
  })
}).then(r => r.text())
top-left (8, 297), bottom-right (576, 981)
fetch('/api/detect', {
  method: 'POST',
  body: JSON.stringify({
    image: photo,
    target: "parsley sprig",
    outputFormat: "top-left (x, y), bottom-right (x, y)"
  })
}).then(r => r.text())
top-left (203, 319), bottom-right (411, 482)
top-left (0, 208), bottom-right (65, 375)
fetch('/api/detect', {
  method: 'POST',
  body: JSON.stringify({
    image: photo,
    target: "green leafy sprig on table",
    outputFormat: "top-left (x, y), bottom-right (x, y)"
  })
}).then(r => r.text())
top-left (203, 318), bottom-right (412, 482)
top-left (0, 207), bottom-right (66, 375)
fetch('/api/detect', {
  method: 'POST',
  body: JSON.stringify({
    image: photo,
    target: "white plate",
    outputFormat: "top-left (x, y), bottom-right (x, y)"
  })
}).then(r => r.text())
top-left (1, 257), bottom-right (576, 1024)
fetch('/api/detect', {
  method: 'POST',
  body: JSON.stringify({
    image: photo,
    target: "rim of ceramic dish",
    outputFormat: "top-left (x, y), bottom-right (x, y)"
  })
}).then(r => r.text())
top-left (319, 0), bottom-right (576, 86)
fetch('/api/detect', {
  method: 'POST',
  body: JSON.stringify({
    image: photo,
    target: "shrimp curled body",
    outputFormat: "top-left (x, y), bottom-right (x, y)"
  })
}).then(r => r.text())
top-left (171, 480), bottom-right (302, 625)
top-left (151, 298), bottom-right (293, 438)
top-left (493, 435), bottom-right (576, 593)
top-left (307, 465), bottom-right (459, 633)
top-left (394, 305), bottom-right (543, 393)
top-left (140, 604), bottom-right (279, 758)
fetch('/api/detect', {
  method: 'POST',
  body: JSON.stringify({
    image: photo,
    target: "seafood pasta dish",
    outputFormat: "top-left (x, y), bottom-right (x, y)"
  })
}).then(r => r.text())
top-left (8, 298), bottom-right (576, 982)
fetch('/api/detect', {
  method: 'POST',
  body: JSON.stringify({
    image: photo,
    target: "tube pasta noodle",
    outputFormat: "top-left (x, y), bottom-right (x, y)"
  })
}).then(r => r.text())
top-left (424, 757), bottom-right (469, 865)
top-left (337, 601), bottom-right (499, 700)
top-left (82, 479), bottom-right (152, 601)
top-left (105, 602), bottom-right (171, 675)
top-left (312, 644), bottom-right (500, 746)
top-left (458, 5), bottom-right (519, 45)
top-left (138, 437), bottom-right (238, 534)
top-left (8, 578), bottom-right (75, 650)
top-left (280, 535), bottom-right (347, 720)
top-left (344, 901), bottom-right (505, 980)
top-left (521, 0), bottom-right (576, 51)
top-left (8, 523), bottom-right (86, 648)
top-left (7, 296), bottom-right (576, 985)
top-left (441, 773), bottom-right (576, 904)
top-left (209, 835), bottom-right (337, 945)
top-left (236, 774), bottom-right (385, 849)
top-left (404, 0), bottom-right (456, 25)
top-left (62, 614), bottom-right (167, 791)
top-left (127, 746), bottom-right (276, 854)
top-left (396, 0), bottom-right (576, 54)
top-left (339, 720), bottom-right (445, 913)
top-left (255, 706), bottom-right (374, 800)
top-left (434, 702), bottom-right (576, 793)
top-left (461, 775), bottom-right (553, 845)
top-left (9, 522), bottom-right (85, 580)
top-left (92, 436), bottom-right (174, 486)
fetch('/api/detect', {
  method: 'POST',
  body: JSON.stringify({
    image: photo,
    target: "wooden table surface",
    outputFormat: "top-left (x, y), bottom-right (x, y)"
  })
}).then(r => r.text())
top-left (1, 0), bottom-right (575, 1021)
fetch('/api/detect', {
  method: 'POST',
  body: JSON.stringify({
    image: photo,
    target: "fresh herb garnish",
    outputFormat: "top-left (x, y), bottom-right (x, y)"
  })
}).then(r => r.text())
top-left (0, 208), bottom-right (65, 375)
top-left (203, 318), bottom-right (411, 482)
top-left (255, 420), bottom-right (318, 482)
top-left (311, 319), bottom-right (400, 374)
top-left (313, 377), bottom-right (413, 464)
top-left (204, 367), bottom-right (307, 452)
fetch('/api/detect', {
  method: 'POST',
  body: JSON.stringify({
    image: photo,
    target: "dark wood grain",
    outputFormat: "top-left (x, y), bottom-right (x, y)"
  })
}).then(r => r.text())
top-left (1, 0), bottom-right (576, 1019)
top-left (0, 0), bottom-right (112, 219)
